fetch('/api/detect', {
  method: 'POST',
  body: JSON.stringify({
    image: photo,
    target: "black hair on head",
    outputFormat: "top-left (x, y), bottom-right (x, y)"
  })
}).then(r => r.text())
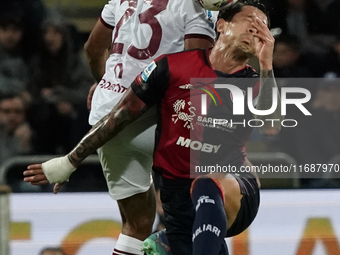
top-left (218, 0), bottom-right (270, 27)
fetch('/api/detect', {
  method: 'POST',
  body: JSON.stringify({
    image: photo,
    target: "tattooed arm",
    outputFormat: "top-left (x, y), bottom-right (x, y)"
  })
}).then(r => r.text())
top-left (68, 88), bottom-right (148, 167)
top-left (255, 69), bottom-right (284, 136)
top-left (23, 88), bottom-right (149, 190)
top-left (24, 54), bottom-right (169, 193)
top-left (252, 18), bottom-right (283, 136)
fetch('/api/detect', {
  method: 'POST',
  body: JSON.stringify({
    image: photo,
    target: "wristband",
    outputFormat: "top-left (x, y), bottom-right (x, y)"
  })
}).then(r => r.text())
top-left (42, 156), bottom-right (77, 183)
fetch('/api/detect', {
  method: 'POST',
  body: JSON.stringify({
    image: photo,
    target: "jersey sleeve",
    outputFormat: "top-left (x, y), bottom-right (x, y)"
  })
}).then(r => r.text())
top-left (131, 56), bottom-right (170, 106)
top-left (181, 1), bottom-right (217, 43)
top-left (100, 0), bottom-right (116, 29)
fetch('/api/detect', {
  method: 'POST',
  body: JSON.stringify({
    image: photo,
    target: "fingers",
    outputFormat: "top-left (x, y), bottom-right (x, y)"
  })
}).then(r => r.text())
top-left (252, 19), bottom-right (274, 44)
top-left (53, 183), bottom-right (64, 194)
top-left (23, 169), bottom-right (44, 177)
top-left (87, 93), bottom-right (93, 110)
top-left (23, 166), bottom-right (50, 185)
top-left (29, 179), bottom-right (50, 185)
top-left (254, 18), bottom-right (271, 35)
top-left (23, 169), bottom-right (48, 182)
top-left (87, 83), bottom-right (97, 110)
top-left (23, 173), bottom-right (49, 185)
top-left (27, 164), bottom-right (43, 170)
top-left (24, 164), bottom-right (65, 194)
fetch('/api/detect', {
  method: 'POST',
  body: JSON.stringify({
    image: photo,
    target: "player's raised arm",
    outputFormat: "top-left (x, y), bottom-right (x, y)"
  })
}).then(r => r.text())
top-left (84, 18), bottom-right (112, 82)
top-left (252, 18), bottom-right (283, 136)
top-left (84, 18), bottom-right (112, 110)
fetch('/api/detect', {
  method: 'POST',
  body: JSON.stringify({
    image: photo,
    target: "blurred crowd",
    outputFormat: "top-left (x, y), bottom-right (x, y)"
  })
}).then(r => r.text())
top-left (1, 0), bottom-right (340, 190)
top-left (249, 0), bottom-right (340, 188)
top-left (0, 0), bottom-right (95, 162)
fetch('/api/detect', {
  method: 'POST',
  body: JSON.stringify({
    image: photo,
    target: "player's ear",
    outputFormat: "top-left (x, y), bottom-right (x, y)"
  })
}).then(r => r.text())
top-left (216, 19), bottom-right (228, 35)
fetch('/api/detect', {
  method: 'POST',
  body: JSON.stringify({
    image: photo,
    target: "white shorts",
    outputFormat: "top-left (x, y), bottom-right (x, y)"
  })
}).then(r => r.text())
top-left (97, 106), bottom-right (157, 200)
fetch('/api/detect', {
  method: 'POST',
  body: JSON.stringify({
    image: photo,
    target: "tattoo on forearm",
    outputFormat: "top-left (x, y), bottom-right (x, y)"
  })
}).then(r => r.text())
top-left (68, 88), bottom-right (148, 167)
top-left (256, 70), bottom-right (284, 131)
top-left (260, 69), bottom-right (272, 79)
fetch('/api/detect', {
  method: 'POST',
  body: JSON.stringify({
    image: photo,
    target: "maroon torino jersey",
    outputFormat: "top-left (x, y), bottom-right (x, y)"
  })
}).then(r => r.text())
top-left (131, 49), bottom-right (260, 179)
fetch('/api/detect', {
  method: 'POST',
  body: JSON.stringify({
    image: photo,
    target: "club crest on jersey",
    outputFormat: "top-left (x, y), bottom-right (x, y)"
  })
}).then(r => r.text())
top-left (141, 61), bottom-right (157, 82)
top-left (172, 99), bottom-right (196, 130)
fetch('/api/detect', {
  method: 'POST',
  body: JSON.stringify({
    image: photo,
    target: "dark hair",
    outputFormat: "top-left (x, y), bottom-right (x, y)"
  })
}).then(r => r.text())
top-left (218, 0), bottom-right (269, 23)
top-left (39, 247), bottom-right (66, 255)
top-left (216, 0), bottom-right (270, 38)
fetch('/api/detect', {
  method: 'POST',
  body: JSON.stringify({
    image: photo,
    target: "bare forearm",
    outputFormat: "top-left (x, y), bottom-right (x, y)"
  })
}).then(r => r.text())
top-left (67, 88), bottom-right (148, 166)
top-left (256, 69), bottom-right (283, 134)
top-left (88, 56), bottom-right (107, 83)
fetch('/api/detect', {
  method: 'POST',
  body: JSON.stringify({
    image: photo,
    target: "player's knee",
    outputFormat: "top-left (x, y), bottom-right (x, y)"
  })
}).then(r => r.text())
top-left (191, 177), bottom-right (225, 202)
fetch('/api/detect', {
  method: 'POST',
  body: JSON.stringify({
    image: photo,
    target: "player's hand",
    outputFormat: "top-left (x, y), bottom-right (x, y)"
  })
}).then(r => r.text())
top-left (252, 18), bottom-right (274, 70)
top-left (87, 83), bottom-right (98, 110)
top-left (24, 165), bottom-right (49, 185)
top-left (24, 156), bottom-right (76, 193)
top-left (23, 166), bottom-right (64, 194)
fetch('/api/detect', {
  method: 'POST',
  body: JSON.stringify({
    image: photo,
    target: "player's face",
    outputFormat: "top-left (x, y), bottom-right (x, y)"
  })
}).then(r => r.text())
top-left (218, 6), bottom-right (268, 58)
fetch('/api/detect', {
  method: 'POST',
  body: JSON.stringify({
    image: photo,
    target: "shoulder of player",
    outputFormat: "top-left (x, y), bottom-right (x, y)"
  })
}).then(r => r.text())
top-left (159, 48), bottom-right (208, 63)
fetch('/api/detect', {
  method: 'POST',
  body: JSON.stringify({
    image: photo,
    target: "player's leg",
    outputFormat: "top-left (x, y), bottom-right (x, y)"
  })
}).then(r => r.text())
top-left (117, 184), bottom-right (156, 240)
top-left (114, 186), bottom-right (156, 255)
top-left (190, 173), bottom-right (243, 255)
top-left (194, 171), bottom-right (260, 255)
top-left (98, 109), bottom-right (157, 255)
top-left (159, 178), bottom-right (195, 255)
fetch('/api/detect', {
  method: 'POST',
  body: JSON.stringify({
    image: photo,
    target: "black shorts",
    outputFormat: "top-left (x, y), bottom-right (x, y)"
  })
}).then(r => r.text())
top-left (226, 172), bottom-right (260, 237)
top-left (159, 173), bottom-right (260, 255)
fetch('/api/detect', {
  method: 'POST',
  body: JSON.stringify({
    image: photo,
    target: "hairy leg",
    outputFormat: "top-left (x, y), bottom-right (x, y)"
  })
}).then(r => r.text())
top-left (117, 184), bottom-right (156, 240)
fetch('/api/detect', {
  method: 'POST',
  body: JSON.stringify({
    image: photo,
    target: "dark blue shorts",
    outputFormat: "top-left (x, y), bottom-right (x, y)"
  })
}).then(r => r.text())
top-left (159, 173), bottom-right (260, 255)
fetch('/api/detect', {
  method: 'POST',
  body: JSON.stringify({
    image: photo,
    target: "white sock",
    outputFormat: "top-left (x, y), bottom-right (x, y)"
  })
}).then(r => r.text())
top-left (113, 234), bottom-right (144, 255)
